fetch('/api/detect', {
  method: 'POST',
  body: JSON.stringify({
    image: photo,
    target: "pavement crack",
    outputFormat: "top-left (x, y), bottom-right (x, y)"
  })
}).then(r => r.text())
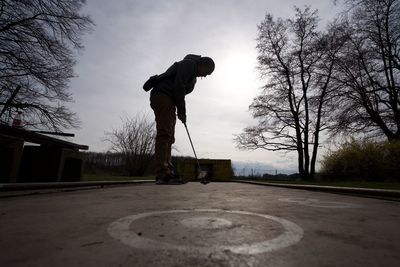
top-left (80, 241), bottom-right (104, 247)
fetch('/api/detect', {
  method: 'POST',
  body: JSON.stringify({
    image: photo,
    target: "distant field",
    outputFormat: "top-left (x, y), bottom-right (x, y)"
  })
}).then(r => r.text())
top-left (243, 180), bottom-right (400, 190)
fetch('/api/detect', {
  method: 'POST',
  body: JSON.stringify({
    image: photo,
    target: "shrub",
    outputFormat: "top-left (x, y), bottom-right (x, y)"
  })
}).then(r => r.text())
top-left (321, 139), bottom-right (400, 181)
top-left (382, 141), bottom-right (400, 180)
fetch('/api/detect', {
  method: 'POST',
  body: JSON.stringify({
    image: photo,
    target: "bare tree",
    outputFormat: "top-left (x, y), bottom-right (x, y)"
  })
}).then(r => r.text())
top-left (0, 0), bottom-right (93, 130)
top-left (332, 0), bottom-right (400, 140)
top-left (235, 7), bottom-right (346, 180)
top-left (106, 114), bottom-right (156, 177)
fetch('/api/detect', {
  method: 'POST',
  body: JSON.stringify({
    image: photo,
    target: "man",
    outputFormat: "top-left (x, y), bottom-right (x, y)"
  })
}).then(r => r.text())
top-left (146, 54), bottom-right (215, 184)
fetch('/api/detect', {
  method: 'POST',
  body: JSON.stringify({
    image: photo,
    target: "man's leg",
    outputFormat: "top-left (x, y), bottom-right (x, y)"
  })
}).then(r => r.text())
top-left (167, 114), bottom-right (176, 174)
top-left (150, 93), bottom-right (176, 178)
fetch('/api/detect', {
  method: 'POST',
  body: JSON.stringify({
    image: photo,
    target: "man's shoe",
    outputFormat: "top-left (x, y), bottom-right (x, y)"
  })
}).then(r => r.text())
top-left (168, 177), bottom-right (187, 185)
top-left (155, 174), bottom-right (186, 185)
top-left (155, 175), bottom-right (170, 185)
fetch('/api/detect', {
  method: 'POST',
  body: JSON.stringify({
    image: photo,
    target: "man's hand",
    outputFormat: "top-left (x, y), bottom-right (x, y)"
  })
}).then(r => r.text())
top-left (177, 113), bottom-right (186, 123)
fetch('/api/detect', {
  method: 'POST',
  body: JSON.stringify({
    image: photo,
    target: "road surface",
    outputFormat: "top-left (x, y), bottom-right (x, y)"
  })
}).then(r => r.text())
top-left (1, 182), bottom-right (399, 266)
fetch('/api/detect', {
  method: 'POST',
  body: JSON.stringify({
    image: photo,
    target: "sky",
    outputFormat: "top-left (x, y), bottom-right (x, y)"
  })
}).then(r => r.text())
top-left (69, 0), bottom-right (342, 174)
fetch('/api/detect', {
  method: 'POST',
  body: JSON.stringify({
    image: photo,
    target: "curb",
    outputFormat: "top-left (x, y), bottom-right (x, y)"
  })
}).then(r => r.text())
top-left (234, 180), bottom-right (400, 198)
top-left (0, 180), bottom-right (154, 191)
top-left (2, 180), bottom-right (400, 199)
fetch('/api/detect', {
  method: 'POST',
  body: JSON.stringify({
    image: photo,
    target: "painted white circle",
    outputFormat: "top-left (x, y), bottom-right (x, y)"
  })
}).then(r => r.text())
top-left (181, 217), bottom-right (233, 229)
top-left (108, 209), bottom-right (303, 255)
top-left (278, 198), bottom-right (362, 208)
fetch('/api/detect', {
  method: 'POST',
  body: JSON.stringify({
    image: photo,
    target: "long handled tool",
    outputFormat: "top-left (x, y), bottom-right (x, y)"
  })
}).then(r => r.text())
top-left (183, 122), bottom-right (209, 184)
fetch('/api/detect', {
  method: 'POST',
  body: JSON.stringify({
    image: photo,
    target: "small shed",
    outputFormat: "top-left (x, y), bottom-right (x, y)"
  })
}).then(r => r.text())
top-left (176, 158), bottom-right (232, 181)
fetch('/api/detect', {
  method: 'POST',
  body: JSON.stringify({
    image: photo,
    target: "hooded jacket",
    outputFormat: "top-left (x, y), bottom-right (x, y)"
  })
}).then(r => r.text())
top-left (151, 54), bottom-right (201, 115)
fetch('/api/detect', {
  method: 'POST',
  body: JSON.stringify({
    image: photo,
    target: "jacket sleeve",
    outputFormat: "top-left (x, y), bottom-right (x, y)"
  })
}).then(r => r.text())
top-left (173, 59), bottom-right (196, 115)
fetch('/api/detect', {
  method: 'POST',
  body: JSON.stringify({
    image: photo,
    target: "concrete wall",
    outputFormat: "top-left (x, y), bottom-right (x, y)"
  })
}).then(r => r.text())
top-left (176, 159), bottom-right (232, 181)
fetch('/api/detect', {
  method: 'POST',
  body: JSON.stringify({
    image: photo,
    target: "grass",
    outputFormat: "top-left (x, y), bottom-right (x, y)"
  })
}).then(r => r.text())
top-left (239, 179), bottom-right (400, 190)
top-left (82, 174), bottom-right (154, 182)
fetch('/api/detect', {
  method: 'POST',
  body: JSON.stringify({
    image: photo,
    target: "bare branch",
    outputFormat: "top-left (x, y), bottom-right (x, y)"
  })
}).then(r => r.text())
top-left (105, 114), bottom-right (156, 176)
top-left (236, 7), bottom-right (340, 180)
top-left (0, 0), bottom-right (94, 130)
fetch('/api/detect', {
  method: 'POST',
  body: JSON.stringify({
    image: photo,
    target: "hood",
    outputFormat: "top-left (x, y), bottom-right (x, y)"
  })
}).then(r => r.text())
top-left (183, 54), bottom-right (201, 62)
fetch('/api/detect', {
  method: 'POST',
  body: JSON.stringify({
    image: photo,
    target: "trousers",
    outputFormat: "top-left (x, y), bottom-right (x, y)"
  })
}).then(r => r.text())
top-left (150, 92), bottom-right (176, 176)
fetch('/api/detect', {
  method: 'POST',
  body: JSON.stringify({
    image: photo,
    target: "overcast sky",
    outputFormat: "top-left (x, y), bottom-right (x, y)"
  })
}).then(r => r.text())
top-left (69, 0), bottom-right (342, 174)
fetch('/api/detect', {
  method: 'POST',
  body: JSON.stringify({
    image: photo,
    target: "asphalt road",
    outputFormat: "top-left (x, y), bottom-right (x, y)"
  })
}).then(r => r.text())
top-left (1, 182), bottom-right (399, 267)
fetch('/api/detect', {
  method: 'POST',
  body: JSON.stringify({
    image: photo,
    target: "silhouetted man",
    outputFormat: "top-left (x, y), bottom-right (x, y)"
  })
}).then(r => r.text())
top-left (145, 54), bottom-right (215, 184)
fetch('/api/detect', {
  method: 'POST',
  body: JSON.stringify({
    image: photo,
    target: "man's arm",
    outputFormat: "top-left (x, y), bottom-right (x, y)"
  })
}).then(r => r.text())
top-left (172, 59), bottom-right (196, 117)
